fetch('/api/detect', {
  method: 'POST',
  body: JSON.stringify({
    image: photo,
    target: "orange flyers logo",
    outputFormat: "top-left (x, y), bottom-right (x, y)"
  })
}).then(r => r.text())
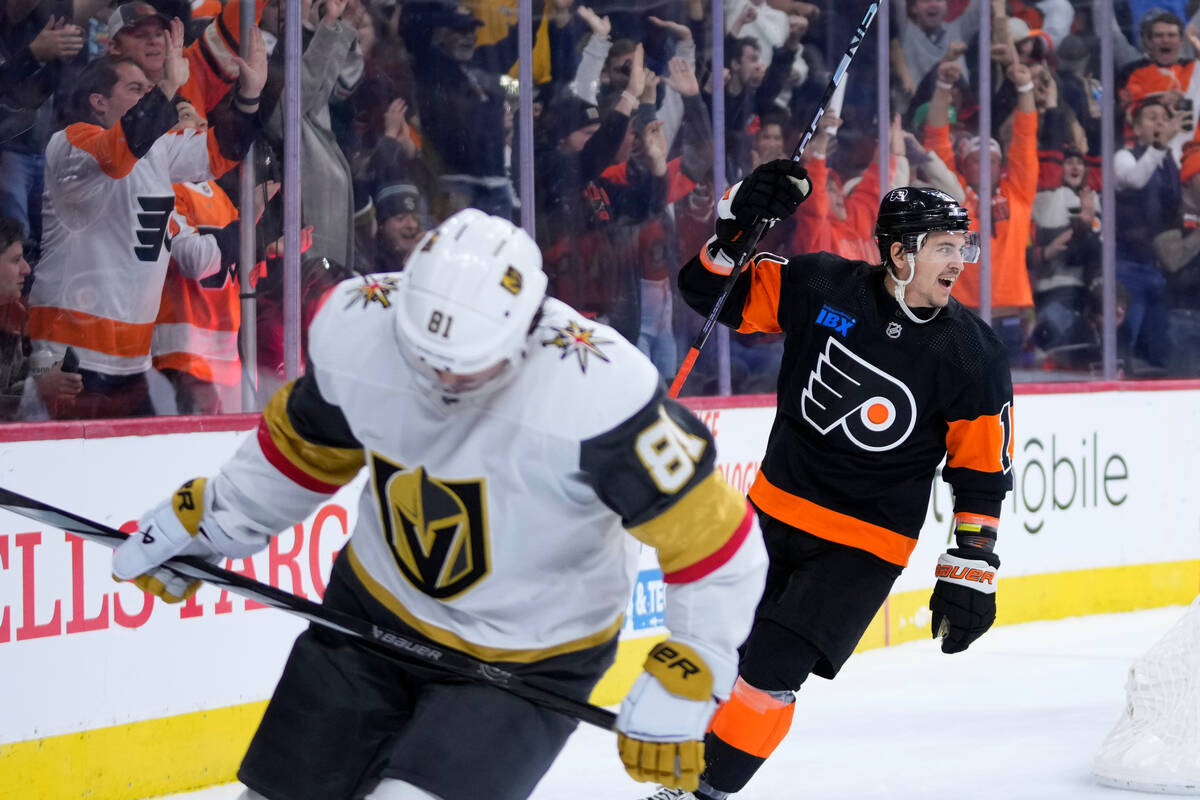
top-left (801, 338), bottom-right (917, 451)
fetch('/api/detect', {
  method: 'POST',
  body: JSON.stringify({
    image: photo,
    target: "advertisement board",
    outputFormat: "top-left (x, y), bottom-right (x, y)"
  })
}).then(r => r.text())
top-left (2, 385), bottom-right (1198, 797)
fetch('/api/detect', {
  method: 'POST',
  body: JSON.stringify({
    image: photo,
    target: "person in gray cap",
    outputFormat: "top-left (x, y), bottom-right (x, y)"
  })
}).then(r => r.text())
top-left (374, 183), bottom-right (425, 271)
top-left (107, 2), bottom-right (170, 78)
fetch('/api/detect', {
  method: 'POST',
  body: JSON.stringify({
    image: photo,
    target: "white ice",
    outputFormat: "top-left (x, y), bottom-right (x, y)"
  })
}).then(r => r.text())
top-left (159, 606), bottom-right (1191, 800)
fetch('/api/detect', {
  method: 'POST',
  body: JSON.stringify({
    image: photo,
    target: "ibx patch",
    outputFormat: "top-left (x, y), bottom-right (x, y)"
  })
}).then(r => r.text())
top-left (815, 304), bottom-right (856, 336)
top-left (346, 276), bottom-right (400, 309)
top-left (542, 320), bottom-right (612, 373)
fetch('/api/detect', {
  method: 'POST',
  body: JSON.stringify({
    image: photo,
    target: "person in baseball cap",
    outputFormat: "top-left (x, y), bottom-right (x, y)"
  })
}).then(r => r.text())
top-left (423, 2), bottom-right (484, 30)
top-left (375, 183), bottom-right (426, 271)
top-left (551, 95), bottom-right (602, 150)
top-left (107, 3), bottom-right (170, 80)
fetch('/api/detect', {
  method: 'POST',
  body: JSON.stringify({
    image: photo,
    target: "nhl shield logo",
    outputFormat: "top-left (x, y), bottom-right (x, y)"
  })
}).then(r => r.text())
top-left (370, 453), bottom-right (490, 599)
top-left (885, 321), bottom-right (903, 339)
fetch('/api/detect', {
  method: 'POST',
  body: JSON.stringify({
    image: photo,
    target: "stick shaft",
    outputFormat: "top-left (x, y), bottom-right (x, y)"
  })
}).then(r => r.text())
top-left (667, 1), bottom-right (881, 399)
top-left (0, 486), bottom-right (618, 731)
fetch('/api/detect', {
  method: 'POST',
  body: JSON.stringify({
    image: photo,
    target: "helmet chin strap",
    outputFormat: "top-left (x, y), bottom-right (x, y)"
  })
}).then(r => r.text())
top-left (887, 252), bottom-right (941, 325)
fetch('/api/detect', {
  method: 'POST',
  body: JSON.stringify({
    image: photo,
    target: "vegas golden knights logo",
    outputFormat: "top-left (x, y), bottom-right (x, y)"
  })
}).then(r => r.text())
top-left (370, 453), bottom-right (490, 599)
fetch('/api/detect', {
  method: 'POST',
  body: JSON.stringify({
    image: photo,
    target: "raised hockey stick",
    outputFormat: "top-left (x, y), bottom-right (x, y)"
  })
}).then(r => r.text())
top-left (667, 0), bottom-right (882, 398)
top-left (0, 486), bottom-right (618, 731)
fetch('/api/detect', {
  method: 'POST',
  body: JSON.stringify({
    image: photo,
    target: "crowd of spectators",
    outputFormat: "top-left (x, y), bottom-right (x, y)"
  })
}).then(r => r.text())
top-left (2, 0), bottom-right (1200, 421)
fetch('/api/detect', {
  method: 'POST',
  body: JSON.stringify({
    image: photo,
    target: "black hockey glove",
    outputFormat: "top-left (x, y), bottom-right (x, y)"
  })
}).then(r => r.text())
top-left (714, 159), bottom-right (811, 250)
top-left (929, 546), bottom-right (1000, 654)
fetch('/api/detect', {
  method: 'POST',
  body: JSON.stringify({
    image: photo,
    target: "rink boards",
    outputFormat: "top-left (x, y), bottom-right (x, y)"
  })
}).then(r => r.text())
top-left (2, 382), bottom-right (1199, 799)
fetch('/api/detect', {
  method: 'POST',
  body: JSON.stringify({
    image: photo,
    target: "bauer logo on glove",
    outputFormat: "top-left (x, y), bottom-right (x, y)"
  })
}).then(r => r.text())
top-left (930, 547), bottom-right (1000, 654)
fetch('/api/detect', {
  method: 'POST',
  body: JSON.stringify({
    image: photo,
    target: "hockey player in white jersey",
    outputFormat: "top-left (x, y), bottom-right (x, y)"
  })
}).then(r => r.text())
top-left (111, 209), bottom-right (768, 800)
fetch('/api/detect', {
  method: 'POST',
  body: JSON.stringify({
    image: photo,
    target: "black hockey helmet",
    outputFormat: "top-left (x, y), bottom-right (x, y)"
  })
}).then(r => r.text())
top-left (875, 187), bottom-right (973, 264)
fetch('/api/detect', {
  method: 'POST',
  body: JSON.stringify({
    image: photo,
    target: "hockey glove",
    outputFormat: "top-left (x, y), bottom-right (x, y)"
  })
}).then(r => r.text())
top-left (616, 639), bottom-right (732, 791)
top-left (704, 159), bottom-right (811, 275)
top-left (930, 547), bottom-right (1000, 654)
top-left (112, 478), bottom-right (261, 603)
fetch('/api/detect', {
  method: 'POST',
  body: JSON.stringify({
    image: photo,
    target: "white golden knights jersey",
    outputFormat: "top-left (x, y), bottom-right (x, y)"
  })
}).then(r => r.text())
top-left (680, 250), bottom-right (1015, 567)
top-left (205, 275), bottom-right (766, 665)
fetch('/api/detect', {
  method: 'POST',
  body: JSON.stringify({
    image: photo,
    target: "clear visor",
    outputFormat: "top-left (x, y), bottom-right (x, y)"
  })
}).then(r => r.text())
top-left (432, 360), bottom-right (512, 396)
top-left (913, 230), bottom-right (981, 263)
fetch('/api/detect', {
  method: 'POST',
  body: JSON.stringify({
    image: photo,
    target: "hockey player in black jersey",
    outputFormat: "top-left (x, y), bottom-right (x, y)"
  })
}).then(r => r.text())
top-left (643, 162), bottom-right (1015, 800)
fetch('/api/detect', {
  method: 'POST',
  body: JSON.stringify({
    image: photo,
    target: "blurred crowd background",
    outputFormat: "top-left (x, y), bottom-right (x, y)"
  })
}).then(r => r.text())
top-left (0, 0), bottom-right (1196, 421)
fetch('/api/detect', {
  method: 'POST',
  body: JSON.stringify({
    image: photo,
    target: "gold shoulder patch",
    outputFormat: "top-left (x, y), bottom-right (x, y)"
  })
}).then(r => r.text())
top-left (541, 321), bottom-right (612, 373)
top-left (500, 266), bottom-right (523, 295)
top-left (345, 276), bottom-right (400, 309)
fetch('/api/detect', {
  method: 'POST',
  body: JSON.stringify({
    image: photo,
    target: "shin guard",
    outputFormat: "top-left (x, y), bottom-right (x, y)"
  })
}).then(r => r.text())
top-left (702, 678), bottom-right (796, 794)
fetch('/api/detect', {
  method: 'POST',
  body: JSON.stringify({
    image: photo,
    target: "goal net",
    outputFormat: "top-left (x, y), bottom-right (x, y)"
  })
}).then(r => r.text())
top-left (1093, 596), bottom-right (1200, 795)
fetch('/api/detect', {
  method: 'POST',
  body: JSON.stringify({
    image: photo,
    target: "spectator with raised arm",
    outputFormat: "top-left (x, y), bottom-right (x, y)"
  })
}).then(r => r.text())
top-left (890, 0), bottom-right (979, 109)
top-left (0, 6), bottom-right (86, 261)
top-left (259, 0), bottom-right (359, 270)
top-left (795, 114), bottom-right (908, 262)
top-left (1114, 96), bottom-right (1182, 370)
top-left (107, 0), bottom-right (265, 115)
top-left (537, 46), bottom-right (647, 341)
top-left (401, 1), bottom-right (518, 219)
top-left (1119, 9), bottom-right (1199, 159)
top-left (924, 54), bottom-right (1039, 364)
top-left (1029, 145), bottom-right (1102, 356)
top-left (28, 22), bottom-right (265, 419)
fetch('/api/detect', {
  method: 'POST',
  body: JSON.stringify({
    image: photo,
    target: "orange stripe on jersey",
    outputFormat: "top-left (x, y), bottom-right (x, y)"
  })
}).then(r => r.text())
top-left (626, 472), bottom-right (751, 578)
top-left (258, 382), bottom-right (364, 493)
top-left (205, 126), bottom-right (240, 179)
top-left (748, 472), bottom-right (918, 567)
top-left (154, 350), bottom-right (239, 384)
top-left (709, 678), bottom-right (796, 759)
top-left (945, 409), bottom-right (1008, 474)
top-left (28, 306), bottom-right (154, 357)
top-left (64, 123), bottom-right (139, 180)
top-left (737, 255), bottom-right (785, 335)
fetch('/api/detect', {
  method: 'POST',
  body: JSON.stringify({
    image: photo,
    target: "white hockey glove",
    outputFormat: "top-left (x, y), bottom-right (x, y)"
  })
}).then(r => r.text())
top-left (930, 546), bottom-right (1000, 654)
top-left (112, 478), bottom-right (262, 603)
top-left (616, 638), bottom-right (734, 791)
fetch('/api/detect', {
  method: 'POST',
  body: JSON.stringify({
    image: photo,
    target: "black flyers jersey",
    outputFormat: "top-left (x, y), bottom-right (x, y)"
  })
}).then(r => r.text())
top-left (679, 250), bottom-right (1014, 567)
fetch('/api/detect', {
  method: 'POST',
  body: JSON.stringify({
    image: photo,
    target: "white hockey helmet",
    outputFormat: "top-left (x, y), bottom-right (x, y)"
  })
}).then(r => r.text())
top-left (395, 208), bottom-right (547, 399)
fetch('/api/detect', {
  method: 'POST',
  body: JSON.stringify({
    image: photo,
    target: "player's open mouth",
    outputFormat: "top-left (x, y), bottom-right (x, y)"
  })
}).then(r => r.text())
top-left (939, 277), bottom-right (955, 288)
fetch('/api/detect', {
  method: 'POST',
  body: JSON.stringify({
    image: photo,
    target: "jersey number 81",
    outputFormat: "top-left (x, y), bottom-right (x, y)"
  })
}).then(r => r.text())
top-left (635, 407), bottom-right (708, 494)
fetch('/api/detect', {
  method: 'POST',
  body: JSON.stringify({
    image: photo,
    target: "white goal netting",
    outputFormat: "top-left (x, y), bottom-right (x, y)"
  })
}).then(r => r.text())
top-left (1093, 597), bottom-right (1200, 795)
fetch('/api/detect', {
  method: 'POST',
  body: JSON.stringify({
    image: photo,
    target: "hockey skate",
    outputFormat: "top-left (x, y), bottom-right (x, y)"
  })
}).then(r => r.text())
top-left (638, 788), bottom-right (696, 800)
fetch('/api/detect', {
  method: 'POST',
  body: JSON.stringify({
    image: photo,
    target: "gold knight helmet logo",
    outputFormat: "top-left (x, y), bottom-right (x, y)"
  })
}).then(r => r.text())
top-left (370, 454), bottom-right (490, 599)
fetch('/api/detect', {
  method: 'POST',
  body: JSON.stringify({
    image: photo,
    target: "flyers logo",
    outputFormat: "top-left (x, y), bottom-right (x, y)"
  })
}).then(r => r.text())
top-left (133, 195), bottom-right (175, 262)
top-left (801, 338), bottom-right (917, 451)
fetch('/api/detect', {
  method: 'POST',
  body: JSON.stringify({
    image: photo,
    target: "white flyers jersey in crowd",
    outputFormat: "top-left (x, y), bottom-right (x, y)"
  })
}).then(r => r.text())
top-left (29, 125), bottom-right (225, 376)
top-left (206, 276), bottom-right (766, 667)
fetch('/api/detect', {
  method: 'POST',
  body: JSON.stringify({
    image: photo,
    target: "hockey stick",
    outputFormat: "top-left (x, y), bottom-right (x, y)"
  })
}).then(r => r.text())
top-left (667, 0), bottom-right (882, 399)
top-left (0, 486), bottom-right (618, 731)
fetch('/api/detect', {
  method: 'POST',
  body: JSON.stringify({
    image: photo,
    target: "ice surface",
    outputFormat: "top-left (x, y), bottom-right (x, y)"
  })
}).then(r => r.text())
top-left (159, 607), bottom-right (1189, 800)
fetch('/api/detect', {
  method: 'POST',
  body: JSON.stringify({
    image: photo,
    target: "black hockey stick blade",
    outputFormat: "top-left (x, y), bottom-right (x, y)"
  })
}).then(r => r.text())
top-left (668, 0), bottom-right (881, 399)
top-left (0, 485), bottom-right (618, 731)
